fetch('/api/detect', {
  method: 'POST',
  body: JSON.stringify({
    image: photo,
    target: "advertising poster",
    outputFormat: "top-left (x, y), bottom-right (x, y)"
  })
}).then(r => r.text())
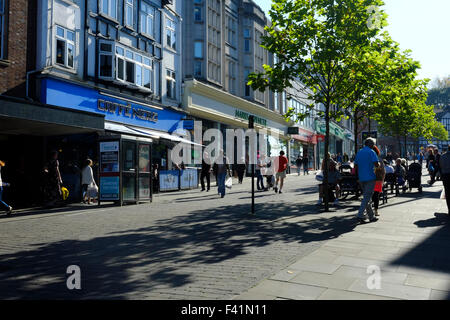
top-left (100, 176), bottom-right (120, 200)
top-left (159, 170), bottom-right (180, 191)
top-left (180, 169), bottom-right (198, 189)
top-left (100, 141), bottom-right (119, 173)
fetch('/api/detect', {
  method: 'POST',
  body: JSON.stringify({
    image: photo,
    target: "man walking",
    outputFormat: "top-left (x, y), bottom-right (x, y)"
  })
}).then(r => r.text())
top-left (200, 151), bottom-right (211, 192)
top-left (354, 138), bottom-right (380, 224)
top-left (302, 154), bottom-right (309, 175)
top-left (213, 150), bottom-right (232, 198)
top-left (295, 155), bottom-right (302, 176)
top-left (439, 146), bottom-right (450, 216)
top-left (274, 150), bottom-right (288, 194)
top-left (429, 149), bottom-right (441, 185)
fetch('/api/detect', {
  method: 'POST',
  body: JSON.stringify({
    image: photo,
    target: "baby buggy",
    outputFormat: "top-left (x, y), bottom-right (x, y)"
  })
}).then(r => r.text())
top-left (407, 162), bottom-right (423, 193)
top-left (338, 163), bottom-right (360, 200)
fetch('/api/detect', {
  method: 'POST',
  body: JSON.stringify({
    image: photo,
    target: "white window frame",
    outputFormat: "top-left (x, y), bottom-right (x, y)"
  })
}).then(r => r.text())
top-left (140, 1), bottom-right (155, 38)
top-left (125, 0), bottom-right (134, 27)
top-left (98, 40), bottom-right (114, 79)
top-left (55, 25), bottom-right (75, 69)
top-left (101, 0), bottom-right (118, 20)
top-left (166, 18), bottom-right (176, 50)
top-left (166, 70), bottom-right (176, 99)
top-left (0, 0), bottom-right (7, 59)
top-left (115, 44), bottom-right (153, 91)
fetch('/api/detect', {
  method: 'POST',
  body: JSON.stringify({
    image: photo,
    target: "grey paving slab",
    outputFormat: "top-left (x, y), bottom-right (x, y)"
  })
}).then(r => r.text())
top-left (289, 271), bottom-right (356, 291)
top-left (288, 259), bottom-right (342, 275)
top-left (332, 256), bottom-right (398, 272)
top-left (242, 279), bottom-right (326, 300)
top-left (405, 274), bottom-right (450, 291)
top-left (348, 279), bottom-right (431, 300)
top-left (317, 288), bottom-right (400, 300)
top-left (269, 269), bottom-right (302, 282)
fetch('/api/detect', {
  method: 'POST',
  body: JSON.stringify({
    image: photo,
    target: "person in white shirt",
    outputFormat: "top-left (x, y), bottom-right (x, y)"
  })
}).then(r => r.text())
top-left (81, 159), bottom-right (97, 204)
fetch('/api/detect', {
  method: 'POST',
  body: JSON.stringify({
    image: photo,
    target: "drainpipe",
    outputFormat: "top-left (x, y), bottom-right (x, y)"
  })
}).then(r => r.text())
top-left (26, 69), bottom-right (42, 100)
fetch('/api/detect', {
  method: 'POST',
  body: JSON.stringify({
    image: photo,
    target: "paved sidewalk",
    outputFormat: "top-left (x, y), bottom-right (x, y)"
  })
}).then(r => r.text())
top-left (235, 174), bottom-right (450, 300)
top-left (0, 170), bottom-right (449, 299)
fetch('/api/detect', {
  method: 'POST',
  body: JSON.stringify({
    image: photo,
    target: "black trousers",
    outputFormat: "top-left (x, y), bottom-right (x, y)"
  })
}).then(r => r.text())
top-left (372, 191), bottom-right (380, 210)
top-left (442, 173), bottom-right (450, 214)
top-left (200, 171), bottom-right (210, 190)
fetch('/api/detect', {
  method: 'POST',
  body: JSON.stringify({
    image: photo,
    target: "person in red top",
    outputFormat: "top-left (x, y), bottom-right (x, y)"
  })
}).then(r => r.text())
top-left (274, 150), bottom-right (288, 194)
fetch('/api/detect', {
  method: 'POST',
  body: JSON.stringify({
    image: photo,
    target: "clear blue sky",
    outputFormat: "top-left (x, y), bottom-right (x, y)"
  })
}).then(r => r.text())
top-left (254, 0), bottom-right (450, 83)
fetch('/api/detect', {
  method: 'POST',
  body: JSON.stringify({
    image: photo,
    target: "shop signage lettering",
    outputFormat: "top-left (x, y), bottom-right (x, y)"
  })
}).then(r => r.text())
top-left (98, 99), bottom-right (158, 123)
top-left (235, 110), bottom-right (267, 127)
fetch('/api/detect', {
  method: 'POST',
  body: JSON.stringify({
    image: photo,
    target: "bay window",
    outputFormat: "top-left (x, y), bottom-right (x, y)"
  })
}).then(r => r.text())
top-left (55, 26), bottom-right (75, 69)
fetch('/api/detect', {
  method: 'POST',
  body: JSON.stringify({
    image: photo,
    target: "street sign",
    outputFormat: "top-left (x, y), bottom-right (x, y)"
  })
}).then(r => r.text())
top-left (288, 127), bottom-right (299, 135)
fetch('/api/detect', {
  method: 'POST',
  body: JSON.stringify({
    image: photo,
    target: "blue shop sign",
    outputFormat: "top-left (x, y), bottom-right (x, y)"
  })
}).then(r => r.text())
top-left (42, 78), bottom-right (184, 133)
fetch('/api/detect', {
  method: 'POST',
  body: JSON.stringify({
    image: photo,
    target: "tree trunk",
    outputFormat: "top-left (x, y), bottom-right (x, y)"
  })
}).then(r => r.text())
top-left (323, 103), bottom-right (330, 212)
top-left (354, 109), bottom-right (359, 157)
top-left (397, 135), bottom-right (402, 158)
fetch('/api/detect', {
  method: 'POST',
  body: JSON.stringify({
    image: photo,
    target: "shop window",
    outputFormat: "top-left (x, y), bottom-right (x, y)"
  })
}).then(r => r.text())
top-left (101, 0), bottom-right (117, 20)
top-left (55, 26), bottom-right (75, 69)
top-left (140, 1), bottom-right (155, 38)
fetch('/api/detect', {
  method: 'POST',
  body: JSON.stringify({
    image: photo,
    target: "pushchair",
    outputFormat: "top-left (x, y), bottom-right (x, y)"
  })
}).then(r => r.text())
top-left (407, 162), bottom-right (423, 193)
top-left (338, 163), bottom-right (360, 200)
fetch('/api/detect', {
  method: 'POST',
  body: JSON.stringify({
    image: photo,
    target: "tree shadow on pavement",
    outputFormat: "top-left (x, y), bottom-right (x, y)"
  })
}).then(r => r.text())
top-left (389, 212), bottom-right (450, 299)
top-left (0, 201), bottom-right (357, 299)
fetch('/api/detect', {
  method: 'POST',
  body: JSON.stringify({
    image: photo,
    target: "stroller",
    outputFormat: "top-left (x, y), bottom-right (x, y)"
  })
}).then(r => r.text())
top-left (407, 162), bottom-right (423, 193)
top-left (338, 163), bottom-right (360, 200)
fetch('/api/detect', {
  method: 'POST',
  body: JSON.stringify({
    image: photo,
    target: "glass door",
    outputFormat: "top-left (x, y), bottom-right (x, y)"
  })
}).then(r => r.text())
top-left (138, 143), bottom-right (151, 201)
top-left (122, 140), bottom-right (137, 202)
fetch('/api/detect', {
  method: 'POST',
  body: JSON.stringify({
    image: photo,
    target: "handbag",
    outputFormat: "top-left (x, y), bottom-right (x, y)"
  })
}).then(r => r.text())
top-left (225, 177), bottom-right (232, 189)
top-left (61, 186), bottom-right (69, 200)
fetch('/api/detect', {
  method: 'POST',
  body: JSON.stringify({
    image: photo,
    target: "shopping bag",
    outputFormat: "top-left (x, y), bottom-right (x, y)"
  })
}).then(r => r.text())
top-left (88, 183), bottom-right (98, 198)
top-left (225, 177), bottom-right (232, 189)
top-left (315, 170), bottom-right (324, 182)
top-left (441, 188), bottom-right (446, 200)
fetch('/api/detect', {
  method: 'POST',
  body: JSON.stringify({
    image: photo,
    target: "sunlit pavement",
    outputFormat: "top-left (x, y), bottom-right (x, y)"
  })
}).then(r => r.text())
top-left (0, 169), bottom-right (449, 299)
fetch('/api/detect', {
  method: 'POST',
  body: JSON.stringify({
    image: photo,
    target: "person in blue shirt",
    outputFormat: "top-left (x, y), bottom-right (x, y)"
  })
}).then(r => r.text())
top-left (354, 138), bottom-right (380, 224)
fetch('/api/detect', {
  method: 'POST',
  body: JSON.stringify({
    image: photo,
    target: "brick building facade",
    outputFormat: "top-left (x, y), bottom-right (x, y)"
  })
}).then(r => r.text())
top-left (0, 0), bottom-right (36, 97)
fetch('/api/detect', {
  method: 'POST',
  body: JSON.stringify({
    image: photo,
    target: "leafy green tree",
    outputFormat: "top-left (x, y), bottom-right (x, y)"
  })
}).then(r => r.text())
top-left (248, 0), bottom-right (387, 211)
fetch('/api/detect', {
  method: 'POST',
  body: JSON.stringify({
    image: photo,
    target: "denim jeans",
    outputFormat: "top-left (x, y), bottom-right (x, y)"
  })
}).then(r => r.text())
top-left (217, 172), bottom-right (227, 197)
top-left (358, 180), bottom-right (376, 219)
top-left (256, 170), bottom-right (265, 190)
top-left (0, 186), bottom-right (10, 211)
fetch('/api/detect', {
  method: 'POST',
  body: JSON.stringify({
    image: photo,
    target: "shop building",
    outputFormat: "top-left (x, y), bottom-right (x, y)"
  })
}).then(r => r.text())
top-left (182, 0), bottom-right (291, 165)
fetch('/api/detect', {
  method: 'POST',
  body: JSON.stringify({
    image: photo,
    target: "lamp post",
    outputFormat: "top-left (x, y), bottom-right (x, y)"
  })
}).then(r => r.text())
top-left (249, 115), bottom-right (255, 214)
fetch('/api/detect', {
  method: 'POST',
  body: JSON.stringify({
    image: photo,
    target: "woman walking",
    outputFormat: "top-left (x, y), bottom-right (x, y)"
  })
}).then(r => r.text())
top-left (372, 146), bottom-right (385, 216)
top-left (81, 159), bottom-right (97, 204)
top-left (0, 160), bottom-right (13, 216)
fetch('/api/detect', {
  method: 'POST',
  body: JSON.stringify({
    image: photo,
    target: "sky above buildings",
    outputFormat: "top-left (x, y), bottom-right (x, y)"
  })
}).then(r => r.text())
top-left (254, 0), bottom-right (450, 84)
